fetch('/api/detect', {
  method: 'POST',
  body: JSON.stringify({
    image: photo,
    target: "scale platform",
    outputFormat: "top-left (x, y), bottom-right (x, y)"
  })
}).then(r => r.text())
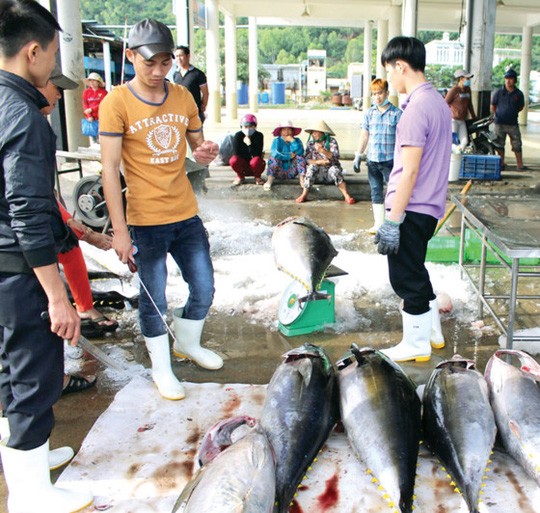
top-left (278, 279), bottom-right (336, 337)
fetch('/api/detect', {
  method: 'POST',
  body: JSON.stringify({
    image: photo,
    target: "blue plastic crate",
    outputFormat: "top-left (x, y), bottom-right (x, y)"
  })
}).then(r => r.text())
top-left (459, 154), bottom-right (501, 180)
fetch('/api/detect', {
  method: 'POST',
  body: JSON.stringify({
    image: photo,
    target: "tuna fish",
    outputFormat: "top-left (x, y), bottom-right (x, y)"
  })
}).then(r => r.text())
top-left (197, 415), bottom-right (257, 467)
top-left (272, 216), bottom-right (337, 299)
top-left (484, 349), bottom-right (540, 485)
top-left (172, 419), bottom-right (275, 513)
top-left (423, 356), bottom-right (497, 513)
top-left (260, 343), bottom-right (339, 513)
top-left (337, 345), bottom-right (421, 513)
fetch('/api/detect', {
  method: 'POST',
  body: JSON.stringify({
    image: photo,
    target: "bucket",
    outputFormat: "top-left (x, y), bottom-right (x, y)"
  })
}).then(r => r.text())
top-left (449, 153), bottom-right (462, 182)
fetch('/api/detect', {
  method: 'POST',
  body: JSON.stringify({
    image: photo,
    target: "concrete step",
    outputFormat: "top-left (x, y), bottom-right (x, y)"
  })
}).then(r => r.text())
top-left (197, 162), bottom-right (538, 201)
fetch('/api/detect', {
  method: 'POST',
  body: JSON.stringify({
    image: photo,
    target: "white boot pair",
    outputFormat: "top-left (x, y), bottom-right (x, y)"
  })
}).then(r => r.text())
top-left (0, 417), bottom-right (73, 471)
top-left (144, 310), bottom-right (223, 400)
top-left (0, 438), bottom-right (92, 513)
top-left (368, 203), bottom-right (385, 235)
top-left (172, 308), bottom-right (223, 370)
top-left (381, 299), bottom-right (446, 362)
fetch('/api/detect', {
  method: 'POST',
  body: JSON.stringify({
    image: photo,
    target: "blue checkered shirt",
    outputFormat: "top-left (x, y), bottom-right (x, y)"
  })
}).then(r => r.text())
top-left (362, 103), bottom-right (402, 162)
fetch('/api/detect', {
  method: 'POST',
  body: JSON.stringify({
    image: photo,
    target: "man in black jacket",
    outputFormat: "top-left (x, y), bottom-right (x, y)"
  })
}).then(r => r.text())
top-left (0, 1), bottom-right (92, 510)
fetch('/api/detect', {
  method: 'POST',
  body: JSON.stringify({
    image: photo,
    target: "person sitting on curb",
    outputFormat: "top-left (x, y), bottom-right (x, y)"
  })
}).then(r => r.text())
top-left (230, 113), bottom-right (265, 186)
top-left (264, 120), bottom-right (306, 191)
top-left (296, 120), bottom-right (355, 204)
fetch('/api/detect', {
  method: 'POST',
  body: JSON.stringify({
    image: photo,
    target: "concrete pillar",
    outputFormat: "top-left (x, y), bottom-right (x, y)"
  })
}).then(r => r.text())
top-left (56, 0), bottom-right (86, 150)
top-left (387, 6), bottom-right (401, 105)
top-left (376, 19), bottom-right (388, 79)
top-left (102, 41), bottom-right (112, 91)
top-left (388, 6), bottom-right (401, 40)
top-left (463, 0), bottom-right (473, 71)
top-left (224, 11), bottom-right (238, 122)
top-left (363, 20), bottom-right (372, 111)
top-left (401, 0), bottom-right (418, 37)
top-left (518, 26), bottom-right (532, 126)
top-left (248, 17), bottom-right (259, 113)
top-left (469, 0), bottom-right (496, 118)
top-left (205, 0), bottom-right (221, 124)
top-left (174, 0), bottom-right (192, 46)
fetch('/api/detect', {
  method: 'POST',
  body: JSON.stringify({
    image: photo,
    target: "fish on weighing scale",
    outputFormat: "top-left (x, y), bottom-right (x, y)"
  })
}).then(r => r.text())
top-left (272, 217), bottom-right (346, 336)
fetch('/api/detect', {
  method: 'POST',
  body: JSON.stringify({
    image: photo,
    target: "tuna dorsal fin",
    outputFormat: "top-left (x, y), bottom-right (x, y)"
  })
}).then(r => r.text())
top-left (297, 357), bottom-right (313, 387)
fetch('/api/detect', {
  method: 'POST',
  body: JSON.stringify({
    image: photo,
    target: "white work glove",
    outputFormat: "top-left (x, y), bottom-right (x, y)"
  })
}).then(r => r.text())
top-left (353, 152), bottom-right (366, 173)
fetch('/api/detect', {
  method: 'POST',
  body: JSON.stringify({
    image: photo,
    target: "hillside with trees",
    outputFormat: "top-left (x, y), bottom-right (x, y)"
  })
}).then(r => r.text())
top-left (80, 0), bottom-right (538, 91)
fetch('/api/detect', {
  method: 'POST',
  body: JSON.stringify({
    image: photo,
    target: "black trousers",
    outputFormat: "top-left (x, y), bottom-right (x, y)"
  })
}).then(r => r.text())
top-left (0, 272), bottom-right (64, 450)
top-left (387, 211), bottom-right (437, 315)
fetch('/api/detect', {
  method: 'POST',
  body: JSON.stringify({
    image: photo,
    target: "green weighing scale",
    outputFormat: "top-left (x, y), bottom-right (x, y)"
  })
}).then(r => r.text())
top-left (278, 265), bottom-right (347, 337)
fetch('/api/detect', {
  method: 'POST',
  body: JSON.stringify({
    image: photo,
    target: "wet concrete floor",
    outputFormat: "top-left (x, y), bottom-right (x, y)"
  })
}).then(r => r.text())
top-left (1, 107), bottom-right (539, 508)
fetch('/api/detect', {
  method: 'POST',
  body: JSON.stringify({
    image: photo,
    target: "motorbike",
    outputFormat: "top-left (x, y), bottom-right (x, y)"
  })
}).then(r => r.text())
top-left (465, 115), bottom-right (502, 155)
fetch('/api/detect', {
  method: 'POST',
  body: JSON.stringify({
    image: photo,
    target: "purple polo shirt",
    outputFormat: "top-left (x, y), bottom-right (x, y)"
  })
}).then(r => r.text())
top-left (385, 82), bottom-right (452, 219)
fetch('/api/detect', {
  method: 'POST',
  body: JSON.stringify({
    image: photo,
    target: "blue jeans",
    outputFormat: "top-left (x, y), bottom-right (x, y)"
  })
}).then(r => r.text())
top-left (130, 216), bottom-right (215, 337)
top-left (367, 160), bottom-right (393, 203)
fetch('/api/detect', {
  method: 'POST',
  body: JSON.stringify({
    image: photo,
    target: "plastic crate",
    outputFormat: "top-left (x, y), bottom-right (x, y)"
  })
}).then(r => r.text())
top-left (459, 154), bottom-right (501, 180)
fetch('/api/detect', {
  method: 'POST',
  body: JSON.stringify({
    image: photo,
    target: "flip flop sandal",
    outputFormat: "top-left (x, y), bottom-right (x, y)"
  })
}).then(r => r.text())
top-left (90, 315), bottom-right (119, 333)
top-left (80, 319), bottom-right (105, 339)
top-left (62, 375), bottom-right (97, 396)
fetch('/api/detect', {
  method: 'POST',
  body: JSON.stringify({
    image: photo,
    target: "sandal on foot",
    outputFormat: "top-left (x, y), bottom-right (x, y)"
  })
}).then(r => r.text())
top-left (62, 375), bottom-right (97, 396)
top-left (345, 197), bottom-right (356, 205)
top-left (231, 178), bottom-right (244, 187)
top-left (80, 319), bottom-right (105, 339)
top-left (255, 178), bottom-right (265, 185)
top-left (263, 182), bottom-right (272, 191)
top-left (89, 315), bottom-right (119, 333)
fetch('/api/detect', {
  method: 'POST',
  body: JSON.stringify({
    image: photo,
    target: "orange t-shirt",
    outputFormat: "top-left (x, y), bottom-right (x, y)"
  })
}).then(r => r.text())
top-left (99, 82), bottom-right (202, 226)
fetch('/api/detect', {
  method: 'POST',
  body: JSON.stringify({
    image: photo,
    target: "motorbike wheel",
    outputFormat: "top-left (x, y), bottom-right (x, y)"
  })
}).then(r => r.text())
top-left (475, 141), bottom-right (495, 155)
top-left (72, 175), bottom-right (110, 229)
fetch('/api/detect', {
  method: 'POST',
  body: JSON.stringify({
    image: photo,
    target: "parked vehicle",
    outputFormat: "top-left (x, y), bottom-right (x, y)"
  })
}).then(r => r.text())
top-left (465, 116), bottom-right (502, 155)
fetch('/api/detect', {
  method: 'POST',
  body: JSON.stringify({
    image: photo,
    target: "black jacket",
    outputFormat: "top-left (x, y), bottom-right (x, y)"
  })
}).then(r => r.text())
top-left (0, 70), bottom-right (71, 273)
top-left (232, 130), bottom-right (264, 161)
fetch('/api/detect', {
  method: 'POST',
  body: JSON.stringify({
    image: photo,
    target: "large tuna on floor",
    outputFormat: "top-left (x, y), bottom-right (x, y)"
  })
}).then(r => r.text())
top-left (272, 216), bottom-right (337, 299)
top-left (172, 417), bottom-right (275, 513)
top-left (260, 343), bottom-right (339, 513)
top-left (485, 349), bottom-right (540, 485)
top-left (337, 345), bottom-right (421, 513)
top-left (423, 356), bottom-right (497, 513)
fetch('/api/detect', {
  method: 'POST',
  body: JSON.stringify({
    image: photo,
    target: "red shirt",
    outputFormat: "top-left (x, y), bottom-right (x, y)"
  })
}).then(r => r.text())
top-left (82, 87), bottom-right (107, 120)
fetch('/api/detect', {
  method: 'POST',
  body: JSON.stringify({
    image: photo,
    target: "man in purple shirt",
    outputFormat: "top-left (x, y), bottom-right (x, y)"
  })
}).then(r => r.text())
top-left (375, 36), bottom-right (452, 362)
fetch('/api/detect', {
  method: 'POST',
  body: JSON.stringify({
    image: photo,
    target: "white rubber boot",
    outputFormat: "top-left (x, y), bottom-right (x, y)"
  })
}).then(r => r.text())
top-left (430, 298), bottom-right (445, 349)
top-left (381, 310), bottom-right (432, 362)
top-left (368, 203), bottom-right (385, 235)
top-left (144, 334), bottom-right (185, 400)
top-left (0, 438), bottom-right (92, 513)
top-left (0, 417), bottom-right (74, 470)
top-left (172, 308), bottom-right (223, 370)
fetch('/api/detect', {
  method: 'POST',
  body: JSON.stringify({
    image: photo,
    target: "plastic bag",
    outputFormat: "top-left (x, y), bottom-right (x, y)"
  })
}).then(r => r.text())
top-left (81, 118), bottom-right (99, 137)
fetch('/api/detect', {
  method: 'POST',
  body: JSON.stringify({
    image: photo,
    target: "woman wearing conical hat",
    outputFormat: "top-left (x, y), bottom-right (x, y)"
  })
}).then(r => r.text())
top-left (296, 120), bottom-right (355, 204)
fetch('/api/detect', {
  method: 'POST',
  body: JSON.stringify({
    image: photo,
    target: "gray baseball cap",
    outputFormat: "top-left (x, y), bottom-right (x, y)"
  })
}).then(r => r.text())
top-left (128, 19), bottom-right (175, 60)
top-left (50, 63), bottom-right (78, 90)
top-left (454, 69), bottom-right (473, 79)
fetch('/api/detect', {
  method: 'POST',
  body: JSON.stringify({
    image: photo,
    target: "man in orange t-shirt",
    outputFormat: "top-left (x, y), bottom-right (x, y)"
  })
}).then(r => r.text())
top-left (100, 19), bottom-right (221, 401)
